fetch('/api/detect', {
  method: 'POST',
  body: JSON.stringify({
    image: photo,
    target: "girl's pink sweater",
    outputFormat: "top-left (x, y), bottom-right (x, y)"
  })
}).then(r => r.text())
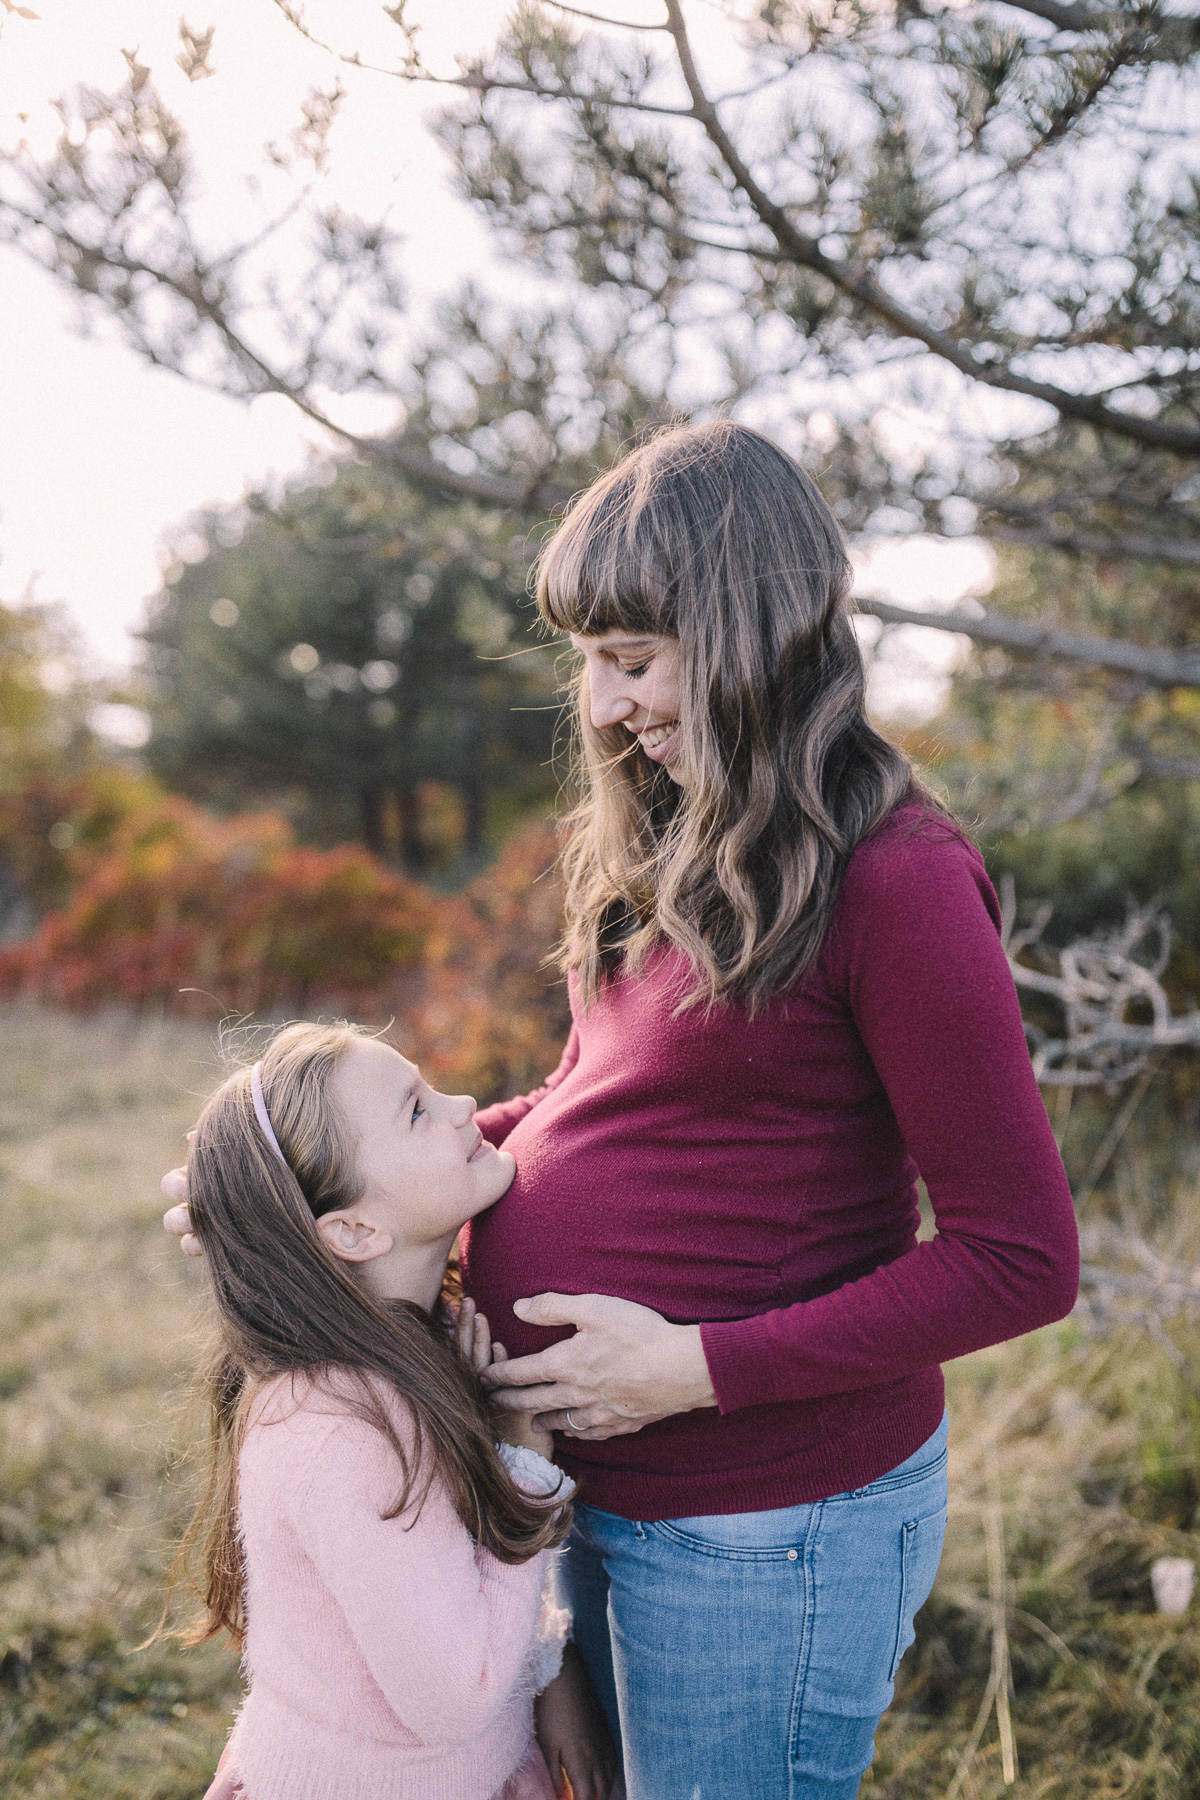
top-left (222, 1371), bottom-right (556, 1800)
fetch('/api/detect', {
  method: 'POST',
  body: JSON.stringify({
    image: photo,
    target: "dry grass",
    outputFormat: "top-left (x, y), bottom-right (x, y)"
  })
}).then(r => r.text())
top-left (0, 1004), bottom-right (239, 1798)
top-left (2, 1003), bottom-right (1199, 1797)
top-left (872, 1314), bottom-right (1200, 1796)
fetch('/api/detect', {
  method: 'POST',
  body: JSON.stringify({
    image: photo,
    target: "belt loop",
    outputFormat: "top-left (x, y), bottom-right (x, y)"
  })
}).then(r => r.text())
top-left (634, 1521), bottom-right (647, 1540)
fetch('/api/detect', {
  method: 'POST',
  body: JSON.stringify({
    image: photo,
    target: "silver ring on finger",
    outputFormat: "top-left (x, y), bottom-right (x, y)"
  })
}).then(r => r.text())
top-left (565, 1408), bottom-right (580, 1431)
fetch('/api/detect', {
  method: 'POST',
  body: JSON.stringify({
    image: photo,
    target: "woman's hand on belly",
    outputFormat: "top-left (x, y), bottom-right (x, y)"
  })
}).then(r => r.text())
top-left (479, 1293), bottom-right (717, 1439)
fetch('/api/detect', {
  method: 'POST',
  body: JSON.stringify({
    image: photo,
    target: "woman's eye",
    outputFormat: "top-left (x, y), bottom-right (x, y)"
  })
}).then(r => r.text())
top-left (622, 662), bottom-right (650, 679)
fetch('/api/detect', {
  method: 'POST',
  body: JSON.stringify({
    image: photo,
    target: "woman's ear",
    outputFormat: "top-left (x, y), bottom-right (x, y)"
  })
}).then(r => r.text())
top-left (316, 1211), bottom-right (393, 1264)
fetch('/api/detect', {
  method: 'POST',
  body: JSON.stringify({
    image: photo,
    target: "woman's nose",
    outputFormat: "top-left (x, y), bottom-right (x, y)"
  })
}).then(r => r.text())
top-left (588, 664), bottom-right (636, 730)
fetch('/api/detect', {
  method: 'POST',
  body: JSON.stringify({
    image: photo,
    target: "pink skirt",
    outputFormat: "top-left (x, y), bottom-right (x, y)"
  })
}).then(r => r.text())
top-left (202, 1735), bottom-right (556, 1800)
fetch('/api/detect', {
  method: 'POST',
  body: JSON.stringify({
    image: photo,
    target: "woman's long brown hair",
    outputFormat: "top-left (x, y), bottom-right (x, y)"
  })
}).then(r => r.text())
top-left (171, 1021), bottom-right (567, 1649)
top-left (538, 420), bottom-right (926, 1012)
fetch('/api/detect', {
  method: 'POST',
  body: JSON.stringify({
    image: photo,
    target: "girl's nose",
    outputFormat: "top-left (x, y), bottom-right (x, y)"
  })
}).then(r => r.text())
top-left (447, 1092), bottom-right (475, 1125)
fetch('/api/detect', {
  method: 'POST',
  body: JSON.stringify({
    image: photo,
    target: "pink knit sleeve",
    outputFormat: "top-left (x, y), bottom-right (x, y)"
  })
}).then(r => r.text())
top-left (282, 1406), bottom-right (547, 1744)
top-left (474, 1024), bottom-right (581, 1147)
top-left (700, 821), bottom-right (1079, 1411)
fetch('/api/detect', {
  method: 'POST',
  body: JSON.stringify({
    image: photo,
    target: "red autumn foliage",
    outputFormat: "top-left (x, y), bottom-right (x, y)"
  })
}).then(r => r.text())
top-left (400, 819), bottom-right (571, 1105)
top-left (0, 786), bottom-right (433, 1019)
top-left (0, 775), bottom-right (572, 1103)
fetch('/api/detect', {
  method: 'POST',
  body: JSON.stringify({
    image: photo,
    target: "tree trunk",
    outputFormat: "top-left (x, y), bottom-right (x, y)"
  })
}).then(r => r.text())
top-left (359, 786), bottom-right (386, 857)
top-left (396, 785), bottom-right (428, 876)
top-left (459, 679), bottom-right (486, 856)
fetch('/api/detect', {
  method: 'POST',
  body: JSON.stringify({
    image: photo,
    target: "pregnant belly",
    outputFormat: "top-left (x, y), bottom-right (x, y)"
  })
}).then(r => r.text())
top-left (459, 1152), bottom-right (791, 1363)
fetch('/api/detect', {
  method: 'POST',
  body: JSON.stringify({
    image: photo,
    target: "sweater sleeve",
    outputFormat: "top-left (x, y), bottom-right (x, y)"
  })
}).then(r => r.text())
top-left (284, 1407), bottom-right (547, 1744)
top-left (700, 823), bottom-right (1080, 1412)
top-left (474, 1024), bottom-right (581, 1147)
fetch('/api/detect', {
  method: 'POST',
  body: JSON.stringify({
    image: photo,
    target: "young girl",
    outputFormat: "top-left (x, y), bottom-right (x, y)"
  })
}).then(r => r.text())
top-left (174, 1020), bottom-right (615, 1800)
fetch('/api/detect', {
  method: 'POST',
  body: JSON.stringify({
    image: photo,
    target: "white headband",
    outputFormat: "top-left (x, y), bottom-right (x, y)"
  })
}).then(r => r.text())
top-left (250, 1062), bottom-right (287, 1167)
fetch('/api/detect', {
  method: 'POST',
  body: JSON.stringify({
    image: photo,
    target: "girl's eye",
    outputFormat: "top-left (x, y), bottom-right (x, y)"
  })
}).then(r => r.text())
top-left (411, 1096), bottom-right (424, 1125)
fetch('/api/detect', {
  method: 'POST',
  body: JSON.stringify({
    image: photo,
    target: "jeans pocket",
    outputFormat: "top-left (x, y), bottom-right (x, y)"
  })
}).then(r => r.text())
top-left (889, 1505), bottom-right (948, 1680)
top-left (649, 1518), bottom-right (804, 1561)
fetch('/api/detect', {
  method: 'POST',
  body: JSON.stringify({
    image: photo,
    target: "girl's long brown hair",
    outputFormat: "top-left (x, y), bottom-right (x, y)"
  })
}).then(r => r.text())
top-left (538, 420), bottom-right (923, 1012)
top-left (173, 1022), bottom-right (567, 1649)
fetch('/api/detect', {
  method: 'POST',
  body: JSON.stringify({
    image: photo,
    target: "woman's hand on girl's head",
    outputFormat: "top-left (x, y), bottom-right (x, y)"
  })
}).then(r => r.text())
top-left (535, 1643), bottom-right (620, 1800)
top-left (162, 1147), bottom-right (202, 1256)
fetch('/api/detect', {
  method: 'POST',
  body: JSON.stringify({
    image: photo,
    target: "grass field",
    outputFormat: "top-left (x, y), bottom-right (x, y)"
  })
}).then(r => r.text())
top-left (2, 1003), bottom-right (1199, 1798)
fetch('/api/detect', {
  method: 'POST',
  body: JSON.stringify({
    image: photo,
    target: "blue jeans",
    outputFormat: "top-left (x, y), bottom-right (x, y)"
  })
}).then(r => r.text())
top-left (554, 1414), bottom-right (948, 1800)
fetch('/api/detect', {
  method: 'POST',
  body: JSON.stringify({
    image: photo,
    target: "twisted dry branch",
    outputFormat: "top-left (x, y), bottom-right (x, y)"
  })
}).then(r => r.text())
top-left (999, 875), bottom-right (1200, 1088)
top-left (1075, 1220), bottom-right (1200, 1391)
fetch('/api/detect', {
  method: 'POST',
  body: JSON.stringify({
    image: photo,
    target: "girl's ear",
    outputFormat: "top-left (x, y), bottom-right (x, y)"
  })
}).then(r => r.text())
top-left (316, 1212), bottom-right (393, 1264)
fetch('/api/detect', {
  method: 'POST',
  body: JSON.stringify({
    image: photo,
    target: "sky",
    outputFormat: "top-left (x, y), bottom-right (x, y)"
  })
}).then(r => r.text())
top-left (0, 0), bottom-right (992, 723)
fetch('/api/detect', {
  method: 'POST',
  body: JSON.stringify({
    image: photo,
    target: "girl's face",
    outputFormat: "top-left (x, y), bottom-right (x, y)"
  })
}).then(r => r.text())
top-left (571, 630), bottom-right (684, 782)
top-left (319, 1039), bottom-right (515, 1302)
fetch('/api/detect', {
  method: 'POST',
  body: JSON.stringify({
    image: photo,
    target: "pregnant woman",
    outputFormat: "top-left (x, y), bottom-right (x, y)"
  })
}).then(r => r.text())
top-left (167, 421), bottom-right (1078, 1800)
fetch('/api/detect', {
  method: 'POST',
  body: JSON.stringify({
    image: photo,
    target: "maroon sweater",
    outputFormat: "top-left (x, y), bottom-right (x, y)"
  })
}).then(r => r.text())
top-left (462, 810), bottom-right (1078, 1518)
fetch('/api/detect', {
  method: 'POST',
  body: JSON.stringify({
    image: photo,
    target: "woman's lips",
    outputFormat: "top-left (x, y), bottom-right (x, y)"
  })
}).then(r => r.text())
top-left (637, 721), bottom-right (680, 763)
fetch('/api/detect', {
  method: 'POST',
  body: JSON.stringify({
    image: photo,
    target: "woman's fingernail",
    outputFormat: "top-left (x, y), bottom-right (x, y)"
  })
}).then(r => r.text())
top-left (513, 1298), bottom-right (531, 1317)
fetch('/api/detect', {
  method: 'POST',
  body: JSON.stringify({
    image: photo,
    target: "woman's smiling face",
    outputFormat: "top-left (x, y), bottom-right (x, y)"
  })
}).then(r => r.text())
top-left (570, 630), bottom-right (685, 781)
top-left (327, 1038), bottom-right (515, 1251)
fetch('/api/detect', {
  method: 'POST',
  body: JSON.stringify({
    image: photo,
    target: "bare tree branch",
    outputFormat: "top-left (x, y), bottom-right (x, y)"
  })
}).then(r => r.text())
top-left (1127, 743), bottom-right (1200, 782)
top-left (545, 2), bottom-right (670, 30)
top-left (985, 524), bottom-right (1200, 570)
top-left (997, 0), bottom-right (1111, 29)
top-left (855, 597), bottom-right (1200, 688)
top-left (996, 0), bottom-right (1200, 56)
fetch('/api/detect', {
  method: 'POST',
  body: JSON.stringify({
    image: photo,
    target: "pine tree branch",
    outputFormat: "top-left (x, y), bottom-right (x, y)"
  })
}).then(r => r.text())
top-left (661, 0), bottom-right (1200, 457)
top-left (270, 3), bottom-right (690, 118)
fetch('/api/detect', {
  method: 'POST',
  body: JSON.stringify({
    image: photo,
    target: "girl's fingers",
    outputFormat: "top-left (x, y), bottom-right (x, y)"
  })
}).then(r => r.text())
top-left (471, 1311), bottom-right (492, 1371)
top-left (492, 1342), bottom-right (508, 1363)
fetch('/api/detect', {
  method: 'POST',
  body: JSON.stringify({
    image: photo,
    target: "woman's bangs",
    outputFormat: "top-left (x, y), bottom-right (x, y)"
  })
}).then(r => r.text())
top-left (538, 488), bottom-right (673, 640)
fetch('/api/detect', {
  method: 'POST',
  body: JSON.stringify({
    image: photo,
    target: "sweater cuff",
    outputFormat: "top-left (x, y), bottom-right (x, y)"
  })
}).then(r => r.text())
top-left (497, 1442), bottom-right (576, 1504)
top-left (700, 1314), bottom-right (783, 1414)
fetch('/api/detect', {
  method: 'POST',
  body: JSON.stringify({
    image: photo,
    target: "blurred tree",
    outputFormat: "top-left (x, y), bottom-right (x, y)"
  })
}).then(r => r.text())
top-left (1, 5), bottom-right (1198, 685)
top-left (141, 463), bottom-right (561, 871)
top-left (0, 595), bottom-right (100, 940)
top-left (887, 537), bottom-right (1200, 838)
top-left (0, 595), bottom-right (92, 791)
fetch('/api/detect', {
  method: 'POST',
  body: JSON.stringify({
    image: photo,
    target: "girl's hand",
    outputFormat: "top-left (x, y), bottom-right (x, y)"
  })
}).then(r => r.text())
top-left (491, 1342), bottom-right (555, 1461)
top-left (456, 1300), bottom-right (556, 1460)
top-left (453, 1296), bottom-right (495, 1374)
top-left (535, 1643), bottom-right (620, 1800)
top-left (480, 1293), bottom-right (717, 1440)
